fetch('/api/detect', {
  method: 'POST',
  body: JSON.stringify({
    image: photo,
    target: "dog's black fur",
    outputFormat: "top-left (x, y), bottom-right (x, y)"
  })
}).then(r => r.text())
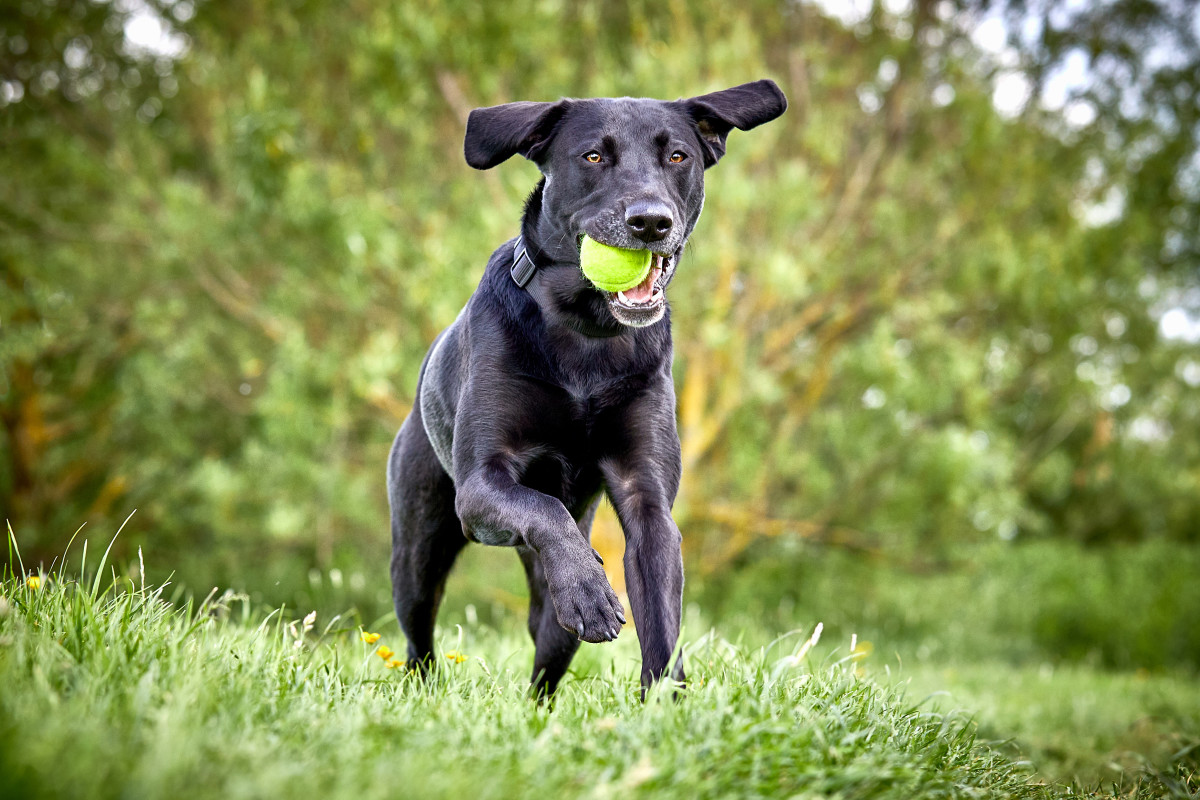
top-left (387, 81), bottom-right (786, 695)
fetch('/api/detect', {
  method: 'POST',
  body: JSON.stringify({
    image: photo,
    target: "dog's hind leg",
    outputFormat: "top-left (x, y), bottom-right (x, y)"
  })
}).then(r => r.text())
top-left (516, 545), bottom-right (546, 646)
top-left (518, 546), bottom-right (581, 696)
top-left (388, 412), bottom-right (465, 673)
top-left (518, 498), bottom-right (600, 696)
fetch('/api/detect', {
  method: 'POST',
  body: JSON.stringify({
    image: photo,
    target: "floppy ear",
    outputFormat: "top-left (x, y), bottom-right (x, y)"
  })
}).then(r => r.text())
top-left (463, 100), bottom-right (570, 170)
top-left (680, 79), bottom-right (788, 167)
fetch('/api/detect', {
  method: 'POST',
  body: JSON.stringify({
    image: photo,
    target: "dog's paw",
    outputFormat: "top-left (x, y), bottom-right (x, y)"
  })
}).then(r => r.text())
top-left (542, 547), bottom-right (626, 643)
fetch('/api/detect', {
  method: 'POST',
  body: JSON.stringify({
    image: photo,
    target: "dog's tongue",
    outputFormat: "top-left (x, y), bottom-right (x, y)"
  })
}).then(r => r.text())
top-left (621, 261), bottom-right (662, 304)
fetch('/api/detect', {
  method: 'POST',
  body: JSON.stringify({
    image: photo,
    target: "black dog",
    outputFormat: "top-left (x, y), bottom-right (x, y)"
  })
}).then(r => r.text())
top-left (388, 80), bottom-right (786, 695)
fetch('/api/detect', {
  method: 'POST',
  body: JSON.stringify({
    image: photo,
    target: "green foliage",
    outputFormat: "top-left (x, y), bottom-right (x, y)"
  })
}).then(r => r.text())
top-left (3, 1), bottom-right (1200, 600)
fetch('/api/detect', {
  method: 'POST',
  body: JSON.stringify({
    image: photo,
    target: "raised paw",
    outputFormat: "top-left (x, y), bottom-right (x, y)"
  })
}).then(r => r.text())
top-left (542, 546), bottom-right (626, 643)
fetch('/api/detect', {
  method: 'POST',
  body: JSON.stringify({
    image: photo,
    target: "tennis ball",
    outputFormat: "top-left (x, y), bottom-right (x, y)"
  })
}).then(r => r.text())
top-left (579, 236), bottom-right (652, 293)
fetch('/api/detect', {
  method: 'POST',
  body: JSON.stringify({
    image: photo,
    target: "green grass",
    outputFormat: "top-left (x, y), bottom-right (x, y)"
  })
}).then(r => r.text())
top-left (1, 535), bottom-right (1196, 799)
top-left (693, 539), bottom-right (1200, 795)
top-left (0, 557), bottom-right (1043, 799)
top-left (903, 662), bottom-right (1200, 789)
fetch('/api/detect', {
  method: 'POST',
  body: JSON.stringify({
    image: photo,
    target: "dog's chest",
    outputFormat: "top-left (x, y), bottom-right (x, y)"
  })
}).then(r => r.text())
top-left (505, 375), bottom-right (639, 503)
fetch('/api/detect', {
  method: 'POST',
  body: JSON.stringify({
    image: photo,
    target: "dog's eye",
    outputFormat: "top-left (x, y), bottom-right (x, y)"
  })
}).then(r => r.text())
top-left (583, 152), bottom-right (602, 163)
top-left (669, 151), bottom-right (687, 163)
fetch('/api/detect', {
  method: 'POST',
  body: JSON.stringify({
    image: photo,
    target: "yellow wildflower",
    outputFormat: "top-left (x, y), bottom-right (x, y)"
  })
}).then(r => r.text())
top-left (385, 659), bottom-right (404, 669)
top-left (851, 637), bottom-right (873, 677)
top-left (376, 645), bottom-right (395, 660)
top-left (445, 650), bottom-right (467, 664)
top-left (851, 639), bottom-right (873, 661)
top-left (26, 575), bottom-right (41, 591)
top-left (360, 631), bottom-right (381, 644)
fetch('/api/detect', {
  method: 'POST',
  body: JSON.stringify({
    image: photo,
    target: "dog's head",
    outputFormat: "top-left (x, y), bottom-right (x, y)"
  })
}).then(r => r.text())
top-left (464, 81), bottom-right (787, 328)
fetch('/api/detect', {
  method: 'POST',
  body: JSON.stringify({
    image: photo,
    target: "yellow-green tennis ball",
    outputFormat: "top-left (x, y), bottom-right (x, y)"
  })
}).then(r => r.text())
top-left (579, 236), bottom-right (652, 293)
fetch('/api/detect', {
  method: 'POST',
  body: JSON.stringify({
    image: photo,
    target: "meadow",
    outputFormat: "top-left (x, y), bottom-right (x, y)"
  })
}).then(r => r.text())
top-left (4, 3), bottom-right (1200, 797)
top-left (2, 528), bottom-right (1196, 800)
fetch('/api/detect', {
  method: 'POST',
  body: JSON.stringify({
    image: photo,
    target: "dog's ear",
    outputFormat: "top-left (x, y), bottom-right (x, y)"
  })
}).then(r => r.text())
top-left (463, 100), bottom-right (570, 170)
top-left (680, 80), bottom-right (787, 167)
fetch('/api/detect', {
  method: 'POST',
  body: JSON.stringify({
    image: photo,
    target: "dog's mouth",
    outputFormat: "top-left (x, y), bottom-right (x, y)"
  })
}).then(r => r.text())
top-left (612, 252), bottom-right (667, 309)
top-left (603, 250), bottom-right (678, 327)
top-left (570, 228), bottom-right (682, 327)
top-left (573, 235), bottom-right (679, 327)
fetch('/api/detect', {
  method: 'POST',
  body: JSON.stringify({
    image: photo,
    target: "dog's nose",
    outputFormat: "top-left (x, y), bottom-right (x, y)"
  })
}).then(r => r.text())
top-left (625, 201), bottom-right (673, 243)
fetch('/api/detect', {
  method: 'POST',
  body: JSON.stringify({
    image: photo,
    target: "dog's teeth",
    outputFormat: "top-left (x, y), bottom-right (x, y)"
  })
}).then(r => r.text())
top-left (618, 290), bottom-right (629, 304)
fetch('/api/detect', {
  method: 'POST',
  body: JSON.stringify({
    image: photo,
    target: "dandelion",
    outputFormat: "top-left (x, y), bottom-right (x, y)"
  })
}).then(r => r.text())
top-left (445, 650), bottom-right (467, 664)
top-left (850, 635), bottom-right (873, 677)
top-left (360, 631), bottom-right (381, 644)
top-left (26, 575), bottom-right (41, 591)
top-left (385, 659), bottom-right (405, 669)
top-left (376, 645), bottom-right (395, 660)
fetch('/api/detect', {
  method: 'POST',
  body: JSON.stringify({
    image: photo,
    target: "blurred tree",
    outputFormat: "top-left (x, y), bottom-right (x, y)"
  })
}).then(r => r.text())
top-left (1, 0), bottom-right (182, 533)
top-left (1, 0), bottom-right (1197, 597)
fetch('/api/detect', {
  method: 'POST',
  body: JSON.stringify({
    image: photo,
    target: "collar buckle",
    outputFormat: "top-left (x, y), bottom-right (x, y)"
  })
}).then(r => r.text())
top-left (511, 236), bottom-right (537, 288)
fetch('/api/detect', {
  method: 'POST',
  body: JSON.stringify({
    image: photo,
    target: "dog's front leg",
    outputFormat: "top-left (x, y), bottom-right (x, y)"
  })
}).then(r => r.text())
top-left (603, 464), bottom-right (686, 690)
top-left (455, 465), bottom-right (626, 643)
